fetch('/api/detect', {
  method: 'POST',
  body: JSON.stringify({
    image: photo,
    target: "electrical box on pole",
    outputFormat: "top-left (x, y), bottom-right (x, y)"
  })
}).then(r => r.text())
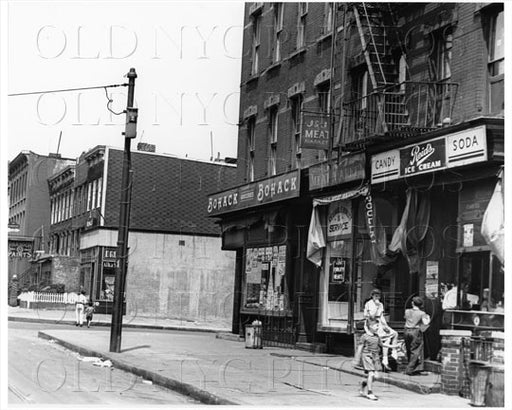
top-left (125, 107), bottom-right (138, 139)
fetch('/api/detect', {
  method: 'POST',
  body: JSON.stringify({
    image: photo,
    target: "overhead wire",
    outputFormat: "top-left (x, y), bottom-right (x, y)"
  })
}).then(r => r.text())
top-left (7, 83), bottom-right (128, 97)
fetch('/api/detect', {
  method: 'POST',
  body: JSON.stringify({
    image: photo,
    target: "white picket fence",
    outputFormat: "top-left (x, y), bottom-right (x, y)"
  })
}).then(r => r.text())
top-left (18, 291), bottom-right (80, 308)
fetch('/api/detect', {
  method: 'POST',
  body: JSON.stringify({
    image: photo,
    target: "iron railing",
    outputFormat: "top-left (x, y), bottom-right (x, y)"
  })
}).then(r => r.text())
top-left (342, 81), bottom-right (459, 146)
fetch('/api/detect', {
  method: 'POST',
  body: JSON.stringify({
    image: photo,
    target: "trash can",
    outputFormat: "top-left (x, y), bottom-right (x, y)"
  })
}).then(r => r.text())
top-left (469, 360), bottom-right (490, 407)
top-left (485, 364), bottom-right (504, 407)
top-left (245, 320), bottom-right (263, 349)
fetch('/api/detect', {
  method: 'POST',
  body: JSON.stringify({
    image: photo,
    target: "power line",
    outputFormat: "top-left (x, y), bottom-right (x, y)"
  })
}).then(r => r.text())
top-left (8, 83), bottom-right (128, 97)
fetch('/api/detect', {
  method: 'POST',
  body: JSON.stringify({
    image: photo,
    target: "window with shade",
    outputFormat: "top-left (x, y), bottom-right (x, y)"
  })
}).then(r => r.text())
top-left (487, 8), bottom-right (504, 114)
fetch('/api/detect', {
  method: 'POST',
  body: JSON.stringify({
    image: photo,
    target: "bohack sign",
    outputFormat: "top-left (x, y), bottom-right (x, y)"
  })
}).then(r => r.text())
top-left (207, 170), bottom-right (300, 216)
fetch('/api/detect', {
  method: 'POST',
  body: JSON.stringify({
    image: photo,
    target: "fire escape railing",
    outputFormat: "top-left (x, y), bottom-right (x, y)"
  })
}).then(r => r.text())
top-left (341, 81), bottom-right (459, 146)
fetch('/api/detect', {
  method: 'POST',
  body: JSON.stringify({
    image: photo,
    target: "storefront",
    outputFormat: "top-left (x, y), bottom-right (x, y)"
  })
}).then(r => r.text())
top-left (208, 170), bottom-right (313, 347)
top-left (367, 120), bottom-right (504, 357)
top-left (80, 245), bottom-right (125, 314)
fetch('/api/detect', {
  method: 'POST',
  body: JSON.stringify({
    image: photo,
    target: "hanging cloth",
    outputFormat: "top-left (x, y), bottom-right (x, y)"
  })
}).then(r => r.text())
top-left (306, 185), bottom-right (369, 267)
top-left (481, 170), bottom-right (504, 264)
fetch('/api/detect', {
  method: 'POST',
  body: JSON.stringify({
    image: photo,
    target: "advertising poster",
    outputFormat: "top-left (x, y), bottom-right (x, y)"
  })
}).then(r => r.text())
top-left (330, 258), bottom-right (346, 283)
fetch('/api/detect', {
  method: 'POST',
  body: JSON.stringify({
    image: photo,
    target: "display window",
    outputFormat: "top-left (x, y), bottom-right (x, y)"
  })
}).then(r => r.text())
top-left (242, 245), bottom-right (288, 312)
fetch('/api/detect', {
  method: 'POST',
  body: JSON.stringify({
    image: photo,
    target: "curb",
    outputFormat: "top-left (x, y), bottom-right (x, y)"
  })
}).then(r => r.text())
top-left (37, 331), bottom-right (238, 405)
top-left (271, 354), bottom-right (441, 395)
top-left (9, 316), bottom-right (227, 334)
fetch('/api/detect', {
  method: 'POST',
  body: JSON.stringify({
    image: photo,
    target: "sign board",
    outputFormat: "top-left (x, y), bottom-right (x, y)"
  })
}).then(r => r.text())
top-left (327, 201), bottom-right (352, 240)
top-left (8, 240), bottom-right (33, 258)
top-left (400, 137), bottom-right (446, 177)
top-left (330, 258), bottom-right (346, 283)
top-left (371, 150), bottom-right (400, 184)
top-left (371, 126), bottom-right (488, 183)
top-left (207, 170), bottom-right (300, 216)
top-left (301, 114), bottom-right (330, 150)
top-left (309, 153), bottom-right (365, 190)
top-left (463, 223), bottom-right (474, 247)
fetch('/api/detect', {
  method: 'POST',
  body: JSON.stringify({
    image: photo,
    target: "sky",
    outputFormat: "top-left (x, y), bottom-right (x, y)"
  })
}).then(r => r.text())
top-left (5, 1), bottom-right (245, 162)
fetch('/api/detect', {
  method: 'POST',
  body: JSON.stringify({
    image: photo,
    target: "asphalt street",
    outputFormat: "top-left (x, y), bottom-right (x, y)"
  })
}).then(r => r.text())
top-left (8, 321), bottom-right (199, 405)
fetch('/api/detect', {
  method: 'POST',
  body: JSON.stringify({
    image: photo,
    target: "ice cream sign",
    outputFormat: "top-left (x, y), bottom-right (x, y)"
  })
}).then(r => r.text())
top-left (371, 125), bottom-right (487, 183)
top-left (401, 137), bottom-right (446, 177)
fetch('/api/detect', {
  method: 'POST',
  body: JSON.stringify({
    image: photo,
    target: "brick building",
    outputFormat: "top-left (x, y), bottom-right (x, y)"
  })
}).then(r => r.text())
top-left (8, 151), bottom-right (75, 289)
top-left (208, 2), bottom-right (504, 356)
top-left (45, 144), bottom-right (238, 324)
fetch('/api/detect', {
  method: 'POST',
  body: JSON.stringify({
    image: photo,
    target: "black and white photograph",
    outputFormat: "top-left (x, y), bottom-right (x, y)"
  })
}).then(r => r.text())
top-left (2, 2), bottom-right (508, 409)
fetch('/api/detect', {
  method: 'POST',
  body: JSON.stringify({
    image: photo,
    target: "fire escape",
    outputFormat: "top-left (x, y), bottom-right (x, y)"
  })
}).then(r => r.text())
top-left (341, 3), bottom-right (459, 149)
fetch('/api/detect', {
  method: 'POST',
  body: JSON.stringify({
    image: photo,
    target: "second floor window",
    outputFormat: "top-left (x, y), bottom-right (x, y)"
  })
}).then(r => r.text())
top-left (251, 15), bottom-right (261, 75)
top-left (247, 118), bottom-right (256, 182)
top-left (487, 8), bottom-right (504, 114)
top-left (318, 82), bottom-right (331, 114)
top-left (268, 107), bottom-right (278, 175)
top-left (323, 3), bottom-right (333, 35)
top-left (273, 3), bottom-right (284, 63)
top-left (291, 95), bottom-right (303, 168)
top-left (430, 28), bottom-right (452, 81)
top-left (297, 3), bottom-right (307, 49)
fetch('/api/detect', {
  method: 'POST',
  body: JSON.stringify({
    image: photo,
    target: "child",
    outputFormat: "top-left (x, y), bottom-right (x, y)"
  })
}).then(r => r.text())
top-left (84, 300), bottom-right (95, 328)
top-left (353, 319), bottom-right (399, 401)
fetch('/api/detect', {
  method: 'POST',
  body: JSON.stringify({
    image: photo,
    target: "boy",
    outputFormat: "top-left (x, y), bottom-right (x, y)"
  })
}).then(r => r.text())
top-left (354, 319), bottom-right (398, 401)
top-left (84, 301), bottom-right (95, 328)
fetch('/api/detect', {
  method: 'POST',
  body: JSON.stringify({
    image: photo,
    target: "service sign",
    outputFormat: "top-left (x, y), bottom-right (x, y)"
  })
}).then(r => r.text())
top-left (400, 137), bottom-right (446, 177)
top-left (207, 170), bottom-right (300, 216)
top-left (446, 125), bottom-right (487, 167)
top-left (371, 150), bottom-right (400, 184)
top-left (301, 114), bottom-right (330, 150)
top-left (327, 201), bottom-right (352, 240)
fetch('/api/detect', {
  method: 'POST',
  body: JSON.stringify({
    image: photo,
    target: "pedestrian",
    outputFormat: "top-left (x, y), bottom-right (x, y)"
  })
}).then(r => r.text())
top-left (85, 300), bottom-right (95, 328)
top-left (403, 296), bottom-right (430, 375)
top-left (353, 319), bottom-right (398, 401)
top-left (75, 290), bottom-right (87, 327)
top-left (363, 289), bottom-right (398, 371)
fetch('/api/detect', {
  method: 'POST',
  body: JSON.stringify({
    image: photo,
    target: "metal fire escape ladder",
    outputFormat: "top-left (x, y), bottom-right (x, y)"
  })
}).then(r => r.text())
top-left (353, 3), bottom-right (388, 134)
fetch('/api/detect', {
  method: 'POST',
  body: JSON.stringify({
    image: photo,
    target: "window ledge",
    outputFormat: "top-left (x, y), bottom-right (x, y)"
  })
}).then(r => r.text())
top-left (244, 74), bottom-right (260, 85)
top-left (316, 32), bottom-right (333, 43)
top-left (288, 47), bottom-right (307, 60)
top-left (264, 61), bottom-right (282, 75)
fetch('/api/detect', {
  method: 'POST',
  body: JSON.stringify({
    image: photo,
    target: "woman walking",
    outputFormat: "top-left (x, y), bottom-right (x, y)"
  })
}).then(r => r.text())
top-left (404, 296), bottom-right (430, 375)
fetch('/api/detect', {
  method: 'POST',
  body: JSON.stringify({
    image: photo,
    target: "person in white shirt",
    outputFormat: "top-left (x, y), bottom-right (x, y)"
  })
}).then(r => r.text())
top-left (442, 284), bottom-right (457, 310)
top-left (75, 290), bottom-right (87, 327)
top-left (364, 289), bottom-right (398, 371)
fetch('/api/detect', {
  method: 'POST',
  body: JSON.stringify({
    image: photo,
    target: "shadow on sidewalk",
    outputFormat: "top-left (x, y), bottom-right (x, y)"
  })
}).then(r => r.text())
top-left (120, 344), bottom-right (151, 353)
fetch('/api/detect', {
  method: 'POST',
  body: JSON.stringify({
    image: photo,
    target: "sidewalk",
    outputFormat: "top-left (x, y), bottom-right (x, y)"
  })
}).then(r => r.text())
top-left (7, 306), bottom-right (230, 333)
top-left (35, 326), bottom-right (471, 407)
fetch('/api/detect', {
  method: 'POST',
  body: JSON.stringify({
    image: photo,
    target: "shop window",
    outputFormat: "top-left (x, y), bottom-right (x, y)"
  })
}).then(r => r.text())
top-left (242, 245), bottom-right (288, 312)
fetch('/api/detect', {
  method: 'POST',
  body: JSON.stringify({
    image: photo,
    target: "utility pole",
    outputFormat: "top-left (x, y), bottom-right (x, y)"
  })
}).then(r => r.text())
top-left (110, 68), bottom-right (138, 353)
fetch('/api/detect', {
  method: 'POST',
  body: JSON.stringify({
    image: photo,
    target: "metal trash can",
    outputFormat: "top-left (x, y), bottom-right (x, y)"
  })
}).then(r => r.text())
top-left (469, 360), bottom-right (490, 407)
top-left (245, 320), bottom-right (263, 349)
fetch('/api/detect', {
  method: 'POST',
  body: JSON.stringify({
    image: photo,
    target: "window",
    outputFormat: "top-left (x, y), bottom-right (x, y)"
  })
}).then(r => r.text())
top-left (87, 182), bottom-right (92, 211)
top-left (323, 3), bottom-right (334, 35)
top-left (251, 14), bottom-right (261, 75)
top-left (273, 3), bottom-right (284, 63)
top-left (291, 95), bottom-right (303, 168)
top-left (247, 118), bottom-right (256, 182)
top-left (97, 178), bottom-right (102, 210)
top-left (297, 3), bottom-right (307, 49)
top-left (430, 28), bottom-right (452, 81)
top-left (487, 9), bottom-right (504, 113)
top-left (268, 107), bottom-right (278, 175)
top-left (318, 82), bottom-right (331, 114)
top-left (352, 68), bottom-right (369, 109)
top-left (398, 55), bottom-right (407, 92)
top-left (91, 180), bottom-right (97, 209)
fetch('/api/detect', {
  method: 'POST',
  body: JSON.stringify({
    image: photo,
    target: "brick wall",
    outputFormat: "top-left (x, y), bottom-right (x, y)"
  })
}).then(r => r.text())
top-left (439, 329), bottom-right (472, 396)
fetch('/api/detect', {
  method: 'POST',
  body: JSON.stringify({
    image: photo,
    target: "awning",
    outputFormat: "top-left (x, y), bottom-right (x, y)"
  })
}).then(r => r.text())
top-left (481, 169), bottom-right (504, 264)
top-left (306, 185), bottom-right (368, 266)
